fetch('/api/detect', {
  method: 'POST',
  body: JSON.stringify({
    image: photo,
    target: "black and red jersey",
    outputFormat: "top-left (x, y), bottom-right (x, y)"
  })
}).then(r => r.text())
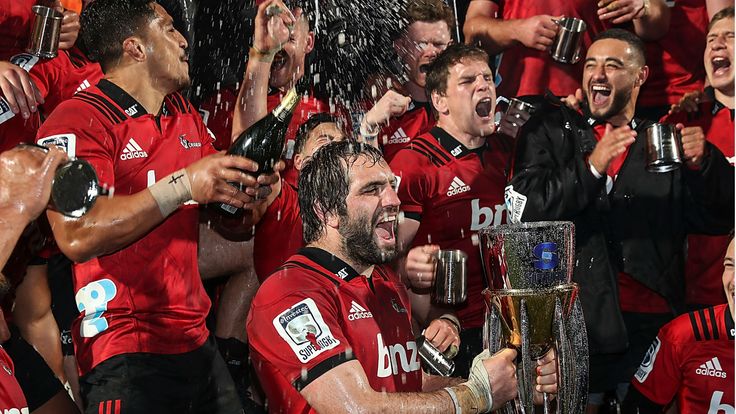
top-left (638, 0), bottom-right (708, 108)
top-left (390, 127), bottom-right (514, 329)
top-left (253, 180), bottom-right (303, 282)
top-left (37, 79), bottom-right (216, 375)
top-left (0, 49), bottom-right (103, 151)
top-left (376, 100), bottom-right (435, 163)
top-left (491, 0), bottom-right (610, 99)
top-left (246, 248), bottom-right (421, 414)
top-left (632, 304), bottom-right (735, 412)
top-left (663, 101), bottom-right (735, 306)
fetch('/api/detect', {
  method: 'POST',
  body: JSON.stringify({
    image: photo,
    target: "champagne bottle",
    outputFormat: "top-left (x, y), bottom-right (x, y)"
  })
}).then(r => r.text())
top-left (215, 86), bottom-right (300, 217)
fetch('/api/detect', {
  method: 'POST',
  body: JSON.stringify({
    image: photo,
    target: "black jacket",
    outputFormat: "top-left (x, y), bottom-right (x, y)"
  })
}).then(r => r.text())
top-left (506, 100), bottom-right (734, 355)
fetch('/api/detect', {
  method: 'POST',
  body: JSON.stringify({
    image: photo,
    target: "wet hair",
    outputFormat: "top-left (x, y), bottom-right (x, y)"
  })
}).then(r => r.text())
top-left (593, 28), bottom-right (646, 67)
top-left (293, 113), bottom-right (341, 155)
top-left (425, 43), bottom-right (489, 98)
top-left (80, 0), bottom-right (157, 72)
top-left (399, 0), bottom-right (456, 38)
top-left (298, 141), bottom-right (385, 244)
top-left (709, 7), bottom-right (734, 32)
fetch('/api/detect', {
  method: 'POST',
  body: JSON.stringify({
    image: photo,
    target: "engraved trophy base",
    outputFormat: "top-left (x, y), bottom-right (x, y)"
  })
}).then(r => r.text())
top-left (483, 284), bottom-right (588, 414)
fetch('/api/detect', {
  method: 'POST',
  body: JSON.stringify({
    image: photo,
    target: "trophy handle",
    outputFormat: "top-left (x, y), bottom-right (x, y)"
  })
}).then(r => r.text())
top-left (554, 293), bottom-right (589, 414)
top-left (518, 299), bottom-right (535, 414)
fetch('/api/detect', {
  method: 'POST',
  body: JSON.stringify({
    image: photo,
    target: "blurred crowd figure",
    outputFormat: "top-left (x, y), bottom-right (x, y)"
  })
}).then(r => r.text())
top-left (0, 0), bottom-right (733, 413)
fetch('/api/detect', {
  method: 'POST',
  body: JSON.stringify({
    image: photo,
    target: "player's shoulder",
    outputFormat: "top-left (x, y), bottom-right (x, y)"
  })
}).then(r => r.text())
top-left (660, 305), bottom-right (730, 344)
top-left (254, 254), bottom-right (337, 304)
top-left (43, 85), bottom-right (114, 129)
top-left (391, 130), bottom-right (450, 170)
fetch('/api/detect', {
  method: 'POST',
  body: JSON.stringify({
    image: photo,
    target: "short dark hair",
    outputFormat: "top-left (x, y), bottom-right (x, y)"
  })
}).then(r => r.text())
top-left (593, 29), bottom-right (646, 66)
top-left (294, 113), bottom-right (340, 156)
top-left (298, 141), bottom-right (385, 244)
top-left (400, 0), bottom-right (456, 37)
top-left (425, 43), bottom-right (489, 98)
top-left (80, 0), bottom-right (157, 72)
top-left (709, 7), bottom-right (734, 32)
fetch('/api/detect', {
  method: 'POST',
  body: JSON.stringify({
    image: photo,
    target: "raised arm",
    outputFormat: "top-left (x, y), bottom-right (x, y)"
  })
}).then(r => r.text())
top-left (231, 0), bottom-right (295, 139)
top-left (597, 0), bottom-right (671, 41)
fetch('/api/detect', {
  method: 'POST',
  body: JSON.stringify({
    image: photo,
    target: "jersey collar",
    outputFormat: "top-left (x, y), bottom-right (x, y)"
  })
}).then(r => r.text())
top-left (431, 126), bottom-right (488, 159)
top-left (98, 79), bottom-right (172, 118)
top-left (299, 247), bottom-right (361, 282)
top-left (704, 87), bottom-right (734, 119)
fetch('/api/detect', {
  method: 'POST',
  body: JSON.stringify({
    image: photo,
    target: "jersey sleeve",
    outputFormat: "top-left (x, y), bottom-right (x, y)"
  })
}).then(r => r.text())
top-left (36, 100), bottom-right (116, 188)
top-left (389, 149), bottom-right (431, 216)
top-left (631, 327), bottom-right (683, 406)
top-left (246, 280), bottom-right (354, 389)
top-left (10, 52), bottom-right (60, 100)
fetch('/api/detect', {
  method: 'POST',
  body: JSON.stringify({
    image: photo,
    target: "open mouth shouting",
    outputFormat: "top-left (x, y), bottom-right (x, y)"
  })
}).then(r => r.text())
top-left (271, 49), bottom-right (288, 71)
top-left (711, 56), bottom-right (732, 78)
top-left (590, 84), bottom-right (612, 108)
top-left (374, 211), bottom-right (398, 244)
top-left (475, 97), bottom-right (493, 119)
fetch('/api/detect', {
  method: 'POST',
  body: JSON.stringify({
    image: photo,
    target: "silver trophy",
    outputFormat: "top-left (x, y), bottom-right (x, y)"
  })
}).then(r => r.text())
top-left (478, 221), bottom-right (588, 414)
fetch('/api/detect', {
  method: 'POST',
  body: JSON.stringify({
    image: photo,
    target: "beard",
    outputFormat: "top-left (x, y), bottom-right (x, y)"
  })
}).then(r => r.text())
top-left (587, 86), bottom-right (632, 121)
top-left (338, 210), bottom-right (398, 268)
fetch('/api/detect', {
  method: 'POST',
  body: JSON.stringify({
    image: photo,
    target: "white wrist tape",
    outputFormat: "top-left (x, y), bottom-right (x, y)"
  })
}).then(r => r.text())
top-left (463, 349), bottom-right (494, 413)
top-left (148, 169), bottom-right (192, 217)
top-left (444, 387), bottom-right (461, 414)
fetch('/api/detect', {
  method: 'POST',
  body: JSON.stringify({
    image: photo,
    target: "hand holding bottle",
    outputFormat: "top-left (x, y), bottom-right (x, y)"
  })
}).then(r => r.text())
top-left (253, 0), bottom-right (296, 58)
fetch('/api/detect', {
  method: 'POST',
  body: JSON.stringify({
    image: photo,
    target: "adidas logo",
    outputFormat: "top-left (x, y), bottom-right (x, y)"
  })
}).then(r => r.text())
top-left (120, 138), bottom-right (148, 160)
top-left (75, 79), bottom-right (91, 93)
top-left (387, 127), bottom-right (410, 145)
top-left (696, 357), bottom-right (727, 378)
top-left (347, 301), bottom-right (373, 321)
top-left (447, 176), bottom-right (471, 197)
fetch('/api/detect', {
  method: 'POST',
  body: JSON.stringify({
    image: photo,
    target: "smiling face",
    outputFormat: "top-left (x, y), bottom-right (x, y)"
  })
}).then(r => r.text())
top-left (395, 20), bottom-right (452, 88)
top-left (432, 57), bottom-right (497, 137)
top-left (705, 17), bottom-right (735, 97)
top-left (582, 38), bottom-right (647, 122)
top-left (141, 3), bottom-right (190, 92)
top-left (338, 156), bottom-right (401, 267)
top-left (294, 122), bottom-right (346, 171)
top-left (270, 13), bottom-right (314, 91)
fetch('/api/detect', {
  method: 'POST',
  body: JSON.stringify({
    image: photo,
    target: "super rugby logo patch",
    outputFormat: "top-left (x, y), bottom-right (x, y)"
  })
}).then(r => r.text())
top-left (273, 298), bottom-right (340, 363)
top-left (37, 133), bottom-right (76, 157)
top-left (635, 337), bottom-right (661, 383)
top-left (10, 53), bottom-right (39, 71)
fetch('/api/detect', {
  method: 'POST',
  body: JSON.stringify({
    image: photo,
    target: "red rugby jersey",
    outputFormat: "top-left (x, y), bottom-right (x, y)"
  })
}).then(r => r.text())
top-left (253, 180), bottom-right (303, 282)
top-left (0, 346), bottom-right (28, 413)
top-left (37, 79), bottom-right (215, 375)
top-left (0, 49), bottom-right (103, 150)
top-left (0, 0), bottom-right (34, 55)
top-left (638, 0), bottom-right (708, 108)
top-left (491, 0), bottom-right (610, 99)
top-left (247, 248), bottom-right (421, 413)
top-left (377, 100), bottom-right (436, 163)
top-left (663, 101), bottom-right (735, 306)
top-left (390, 127), bottom-right (513, 329)
top-left (632, 304), bottom-right (735, 412)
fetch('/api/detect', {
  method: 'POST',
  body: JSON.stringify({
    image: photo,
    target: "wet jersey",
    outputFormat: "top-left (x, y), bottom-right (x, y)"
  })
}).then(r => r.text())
top-left (0, 346), bottom-right (28, 413)
top-left (247, 248), bottom-right (422, 414)
top-left (37, 79), bottom-right (216, 375)
top-left (377, 100), bottom-right (435, 163)
top-left (0, 49), bottom-right (104, 150)
top-left (253, 180), bottom-right (303, 282)
top-left (0, 0), bottom-right (34, 55)
top-left (632, 304), bottom-right (735, 413)
top-left (390, 127), bottom-right (514, 329)
top-left (639, 0), bottom-right (708, 108)
top-left (663, 101), bottom-right (735, 306)
top-left (491, 0), bottom-right (610, 99)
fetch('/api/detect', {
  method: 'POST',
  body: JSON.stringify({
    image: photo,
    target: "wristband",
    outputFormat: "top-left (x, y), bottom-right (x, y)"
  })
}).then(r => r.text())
top-left (444, 387), bottom-right (461, 414)
top-left (250, 46), bottom-right (277, 62)
top-left (588, 163), bottom-right (604, 179)
top-left (148, 169), bottom-right (192, 217)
